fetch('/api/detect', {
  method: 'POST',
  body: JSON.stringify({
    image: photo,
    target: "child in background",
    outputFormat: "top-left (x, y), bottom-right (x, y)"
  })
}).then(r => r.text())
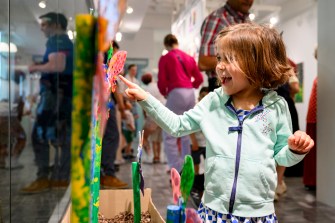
top-left (190, 87), bottom-right (209, 174)
top-left (141, 73), bottom-right (166, 163)
top-left (189, 87), bottom-right (209, 208)
top-left (122, 99), bottom-right (135, 160)
top-left (119, 23), bottom-right (314, 222)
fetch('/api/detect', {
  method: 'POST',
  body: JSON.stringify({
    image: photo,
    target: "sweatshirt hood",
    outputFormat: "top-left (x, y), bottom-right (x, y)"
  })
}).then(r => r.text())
top-left (213, 87), bottom-right (282, 108)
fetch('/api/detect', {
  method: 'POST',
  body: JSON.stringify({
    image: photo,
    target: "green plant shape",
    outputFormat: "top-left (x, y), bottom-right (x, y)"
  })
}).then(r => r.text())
top-left (180, 155), bottom-right (195, 205)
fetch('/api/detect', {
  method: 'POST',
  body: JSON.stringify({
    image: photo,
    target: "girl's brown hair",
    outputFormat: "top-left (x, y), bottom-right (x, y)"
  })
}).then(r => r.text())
top-left (215, 23), bottom-right (293, 89)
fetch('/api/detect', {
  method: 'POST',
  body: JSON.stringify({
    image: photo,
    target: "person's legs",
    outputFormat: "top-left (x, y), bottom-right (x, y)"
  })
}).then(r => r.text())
top-left (164, 88), bottom-right (195, 172)
top-left (101, 108), bottom-right (127, 189)
top-left (191, 147), bottom-right (202, 175)
top-left (152, 141), bottom-right (160, 163)
top-left (190, 147), bottom-right (205, 208)
top-left (122, 130), bottom-right (134, 159)
top-left (150, 126), bottom-right (162, 163)
top-left (21, 122), bottom-right (50, 193)
top-left (303, 122), bottom-right (317, 189)
top-left (33, 123), bottom-right (51, 180)
top-left (114, 107), bottom-right (125, 164)
top-left (180, 135), bottom-right (191, 163)
top-left (50, 96), bottom-right (72, 187)
top-left (50, 122), bottom-right (71, 188)
top-left (275, 166), bottom-right (287, 197)
top-left (12, 119), bottom-right (27, 158)
top-left (163, 132), bottom-right (182, 171)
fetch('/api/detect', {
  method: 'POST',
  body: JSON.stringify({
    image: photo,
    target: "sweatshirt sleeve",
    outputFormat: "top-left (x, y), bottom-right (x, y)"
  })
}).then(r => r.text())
top-left (138, 94), bottom-right (205, 137)
top-left (273, 98), bottom-right (306, 166)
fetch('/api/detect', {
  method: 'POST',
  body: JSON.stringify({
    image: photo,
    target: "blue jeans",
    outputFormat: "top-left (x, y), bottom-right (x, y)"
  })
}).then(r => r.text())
top-left (101, 108), bottom-right (119, 176)
top-left (32, 97), bottom-right (71, 181)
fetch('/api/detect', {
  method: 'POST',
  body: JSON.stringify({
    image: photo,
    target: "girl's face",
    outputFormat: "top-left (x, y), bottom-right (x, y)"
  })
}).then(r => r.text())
top-left (215, 49), bottom-right (252, 97)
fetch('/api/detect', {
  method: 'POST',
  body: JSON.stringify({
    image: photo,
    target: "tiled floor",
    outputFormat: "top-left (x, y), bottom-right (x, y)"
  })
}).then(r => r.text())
top-left (1, 145), bottom-right (335, 223)
top-left (0, 146), bottom-right (66, 223)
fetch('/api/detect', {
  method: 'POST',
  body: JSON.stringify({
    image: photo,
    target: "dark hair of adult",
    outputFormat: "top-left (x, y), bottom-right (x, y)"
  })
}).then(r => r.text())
top-left (199, 86), bottom-right (209, 94)
top-left (164, 34), bottom-right (178, 48)
top-left (112, 41), bottom-right (120, 50)
top-left (127, 64), bottom-right (136, 71)
top-left (141, 73), bottom-right (152, 85)
top-left (39, 12), bottom-right (68, 31)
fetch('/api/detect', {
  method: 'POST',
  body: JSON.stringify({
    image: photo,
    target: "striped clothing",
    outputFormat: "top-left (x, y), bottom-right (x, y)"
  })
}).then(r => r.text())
top-left (200, 4), bottom-right (249, 57)
top-left (199, 3), bottom-right (249, 79)
top-left (198, 203), bottom-right (278, 223)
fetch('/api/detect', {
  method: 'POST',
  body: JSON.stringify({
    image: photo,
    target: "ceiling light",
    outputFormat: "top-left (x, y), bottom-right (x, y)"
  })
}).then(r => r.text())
top-left (0, 42), bottom-right (18, 53)
top-left (0, 42), bottom-right (8, 52)
top-left (115, 32), bottom-right (122, 42)
top-left (126, 6), bottom-right (133, 14)
top-left (9, 43), bottom-right (17, 53)
top-left (270, 17), bottom-right (278, 25)
top-left (249, 13), bottom-right (255, 21)
top-left (38, 0), bottom-right (46, 8)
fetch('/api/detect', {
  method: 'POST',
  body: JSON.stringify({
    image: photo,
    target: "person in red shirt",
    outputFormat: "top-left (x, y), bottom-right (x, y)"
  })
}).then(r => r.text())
top-left (303, 47), bottom-right (318, 190)
top-left (158, 34), bottom-right (203, 173)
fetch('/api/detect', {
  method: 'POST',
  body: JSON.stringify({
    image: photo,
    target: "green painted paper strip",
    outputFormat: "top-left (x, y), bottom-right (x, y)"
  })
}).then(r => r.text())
top-left (107, 45), bottom-right (113, 63)
top-left (132, 162), bottom-right (141, 223)
top-left (70, 14), bottom-right (96, 223)
top-left (91, 117), bottom-right (102, 223)
top-left (180, 155), bottom-right (195, 207)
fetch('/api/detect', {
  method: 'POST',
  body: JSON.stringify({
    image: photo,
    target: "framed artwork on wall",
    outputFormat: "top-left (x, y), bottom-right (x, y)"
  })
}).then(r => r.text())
top-left (295, 62), bottom-right (304, 103)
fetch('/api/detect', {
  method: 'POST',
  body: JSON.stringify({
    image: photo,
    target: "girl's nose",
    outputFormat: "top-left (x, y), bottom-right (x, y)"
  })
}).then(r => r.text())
top-left (217, 61), bottom-right (225, 70)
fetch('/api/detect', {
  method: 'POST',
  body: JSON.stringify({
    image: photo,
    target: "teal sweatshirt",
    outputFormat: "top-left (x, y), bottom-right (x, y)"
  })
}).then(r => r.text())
top-left (138, 87), bottom-right (306, 217)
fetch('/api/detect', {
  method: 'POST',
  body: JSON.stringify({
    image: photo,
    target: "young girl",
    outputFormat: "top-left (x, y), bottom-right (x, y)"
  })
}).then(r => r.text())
top-left (118, 23), bottom-right (314, 222)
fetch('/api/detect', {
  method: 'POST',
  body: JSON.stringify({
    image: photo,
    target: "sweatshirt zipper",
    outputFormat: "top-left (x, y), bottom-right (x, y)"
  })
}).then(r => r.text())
top-left (226, 103), bottom-right (264, 214)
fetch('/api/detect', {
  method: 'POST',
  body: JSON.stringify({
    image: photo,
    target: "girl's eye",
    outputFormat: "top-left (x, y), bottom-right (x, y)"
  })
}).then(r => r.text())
top-left (216, 55), bottom-right (221, 62)
top-left (223, 55), bottom-right (234, 63)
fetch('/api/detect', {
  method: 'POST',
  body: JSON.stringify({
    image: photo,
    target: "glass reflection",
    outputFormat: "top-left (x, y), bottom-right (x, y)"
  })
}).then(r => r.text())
top-left (0, 0), bottom-right (88, 221)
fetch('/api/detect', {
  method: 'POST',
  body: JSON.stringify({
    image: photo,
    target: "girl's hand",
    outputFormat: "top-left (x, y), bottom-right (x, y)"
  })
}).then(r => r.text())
top-left (118, 75), bottom-right (149, 101)
top-left (288, 130), bottom-right (314, 154)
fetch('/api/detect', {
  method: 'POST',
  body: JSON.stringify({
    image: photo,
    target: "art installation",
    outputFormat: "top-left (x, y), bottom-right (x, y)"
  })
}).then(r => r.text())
top-left (132, 130), bottom-right (145, 223)
top-left (168, 155), bottom-right (201, 223)
top-left (70, 1), bottom-right (127, 222)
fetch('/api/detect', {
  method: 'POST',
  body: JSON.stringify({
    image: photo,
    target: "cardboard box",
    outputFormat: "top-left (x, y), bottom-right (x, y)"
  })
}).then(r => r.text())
top-left (61, 188), bottom-right (165, 223)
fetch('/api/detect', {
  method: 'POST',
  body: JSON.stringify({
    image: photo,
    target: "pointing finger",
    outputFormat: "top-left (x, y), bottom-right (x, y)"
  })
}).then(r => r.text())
top-left (118, 75), bottom-right (137, 88)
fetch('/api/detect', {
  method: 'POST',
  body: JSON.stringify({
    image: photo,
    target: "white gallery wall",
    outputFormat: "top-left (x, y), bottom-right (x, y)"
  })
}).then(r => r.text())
top-left (278, 2), bottom-right (317, 132)
top-left (317, 0), bottom-right (335, 207)
top-left (121, 13), bottom-right (172, 75)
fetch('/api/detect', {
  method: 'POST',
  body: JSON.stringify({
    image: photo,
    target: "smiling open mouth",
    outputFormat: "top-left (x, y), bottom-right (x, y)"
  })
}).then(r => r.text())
top-left (222, 77), bottom-right (232, 84)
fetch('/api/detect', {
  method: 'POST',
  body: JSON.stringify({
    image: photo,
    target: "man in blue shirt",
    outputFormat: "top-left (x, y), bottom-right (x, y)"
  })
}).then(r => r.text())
top-left (21, 12), bottom-right (73, 194)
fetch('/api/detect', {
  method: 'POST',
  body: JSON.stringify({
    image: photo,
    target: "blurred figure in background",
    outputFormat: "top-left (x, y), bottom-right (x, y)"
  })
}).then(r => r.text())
top-left (141, 72), bottom-right (166, 163)
top-left (189, 87), bottom-right (209, 208)
top-left (198, 0), bottom-right (254, 91)
top-left (275, 59), bottom-right (300, 200)
top-left (100, 41), bottom-right (128, 189)
top-left (121, 99), bottom-right (136, 160)
top-left (0, 70), bottom-right (27, 169)
top-left (21, 12), bottom-right (73, 193)
top-left (157, 34), bottom-right (203, 173)
top-left (303, 47), bottom-right (318, 191)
